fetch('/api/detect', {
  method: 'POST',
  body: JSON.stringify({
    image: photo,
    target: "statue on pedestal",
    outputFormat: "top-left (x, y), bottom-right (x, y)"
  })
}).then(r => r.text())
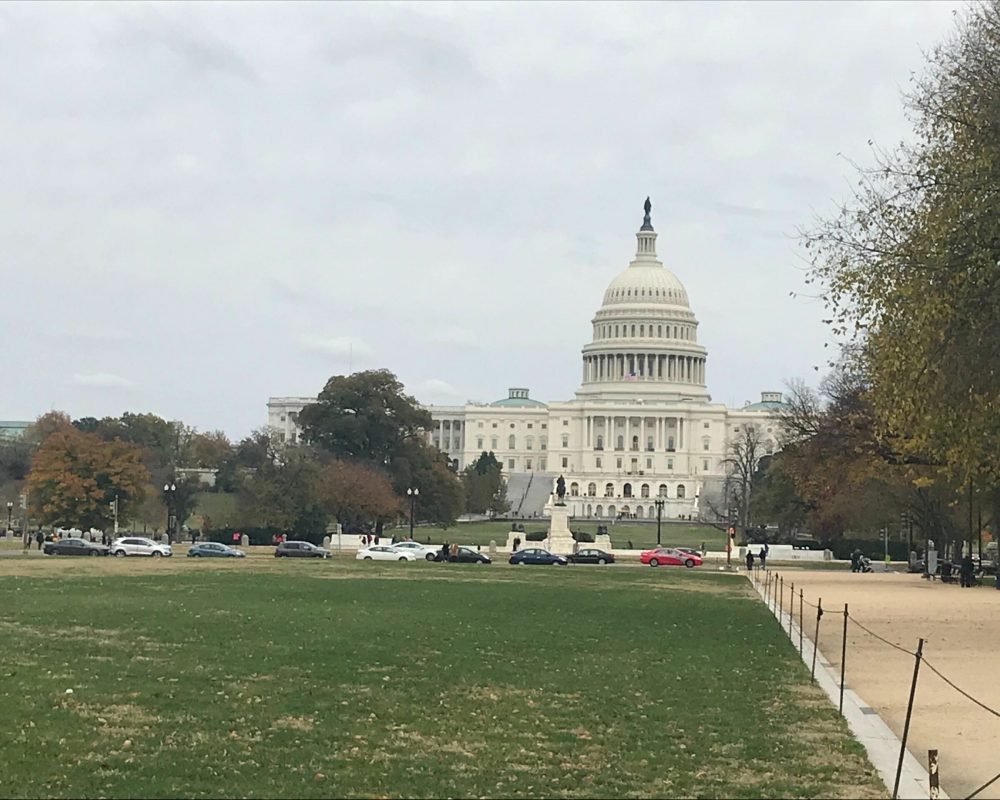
top-left (555, 475), bottom-right (566, 505)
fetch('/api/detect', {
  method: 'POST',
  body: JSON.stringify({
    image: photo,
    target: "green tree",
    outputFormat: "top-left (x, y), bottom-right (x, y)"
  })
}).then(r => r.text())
top-left (803, 2), bottom-right (1000, 500)
top-left (461, 452), bottom-right (508, 516)
top-left (315, 459), bottom-right (401, 534)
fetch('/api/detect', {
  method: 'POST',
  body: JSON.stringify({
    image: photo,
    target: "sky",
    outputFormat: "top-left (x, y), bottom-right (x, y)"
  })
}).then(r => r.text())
top-left (0, 1), bottom-right (962, 439)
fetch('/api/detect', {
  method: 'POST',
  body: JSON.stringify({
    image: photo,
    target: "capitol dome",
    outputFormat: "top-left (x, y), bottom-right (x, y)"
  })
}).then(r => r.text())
top-left (577, 198), bottom-right (709, 402)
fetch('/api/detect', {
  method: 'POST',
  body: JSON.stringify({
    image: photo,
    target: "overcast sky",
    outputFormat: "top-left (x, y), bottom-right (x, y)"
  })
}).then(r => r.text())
top-left (1, 1), bottom-right (960, 439)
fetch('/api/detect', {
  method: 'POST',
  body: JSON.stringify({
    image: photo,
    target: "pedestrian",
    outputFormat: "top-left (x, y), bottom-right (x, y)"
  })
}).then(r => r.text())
top-left (763, 541), bottom-right (770, 560)
top-left (572, 540), bottom-right (579, 555)
top-left (35, 529), bottom-right (44, 550)
top-left (190, 530), bottom-right (197, 545)
top-left (449, 542), bottom-right (458, 561)
top-left (513, 536), bottom-right (521, 552)
top-left (374, 535), bottom-right (380, 546)
top-left (960, 553), bottom-right (975, 588)
top-left (439, 542), bottom-right (449, 562)
top-left (745, 550), bottom-right (755, 571)
top-left (758, 547), bottom-right (767, 570)
top-left (850, 549), bottom-right (861, 573)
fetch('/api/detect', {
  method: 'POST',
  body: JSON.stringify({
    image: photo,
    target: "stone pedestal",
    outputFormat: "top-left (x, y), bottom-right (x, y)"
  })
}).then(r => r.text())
top-left (545, 502), bottom-right (576, 555)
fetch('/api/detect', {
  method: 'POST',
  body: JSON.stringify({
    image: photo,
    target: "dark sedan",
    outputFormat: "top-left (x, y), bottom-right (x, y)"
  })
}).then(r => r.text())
top-left (275, 540), bottom-right (330, 558)
top-left (436, 547), bottom-right (491, 564)
top-left (568, 548), bottom-right (615, 565)
top-left (43, 538), bottom-right (109, 557)
top-left (509, 548), bottom-right (568, 566)
top-left (187, 542), bottom-right (245, 558)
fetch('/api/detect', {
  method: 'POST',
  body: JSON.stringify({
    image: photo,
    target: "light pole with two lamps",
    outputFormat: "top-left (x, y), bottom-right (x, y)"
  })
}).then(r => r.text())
top-left (5, 500), bottom-right (12, 534)
top-left (653, 498), bottom-right (664, 546)
top-left (163, 483), bottom-right (177, 544)
top-left (406, 487), bottom-right (419, 541)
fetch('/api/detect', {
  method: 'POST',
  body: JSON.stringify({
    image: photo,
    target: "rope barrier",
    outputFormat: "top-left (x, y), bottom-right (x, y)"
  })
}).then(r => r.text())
top-left (846, 615), bottom-right (918, 657)
top-left (964, 769), bottom-right (1000, 800)
top-left (922, 659), bottom-right (1000, 720)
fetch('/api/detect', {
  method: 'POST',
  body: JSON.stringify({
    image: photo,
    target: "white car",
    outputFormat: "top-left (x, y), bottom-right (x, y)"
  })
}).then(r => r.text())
top-left (356, 545), bottom-right (417, 562)
top-left (387, 541), bottom-right (438, 561)
top-left (110, 537), bottom-right (172, 558)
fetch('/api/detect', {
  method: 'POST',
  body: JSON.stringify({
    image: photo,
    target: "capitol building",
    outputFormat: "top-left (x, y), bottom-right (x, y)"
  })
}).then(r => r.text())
top-left (268, 200), bottom-right (784, 521)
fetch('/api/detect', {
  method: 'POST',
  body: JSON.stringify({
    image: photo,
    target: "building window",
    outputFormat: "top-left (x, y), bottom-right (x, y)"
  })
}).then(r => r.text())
top-left (703, 459), bottom-right (709, 471)
top-left (605, 483), bottom-right (614, 497)
top-left (562, 435), bottom-right (569, 447)
top-left (667, 436), bottom-right (675, 451)
top-left (646, 436), bottom-right (654, 451)
top-left (280, 415), bottom-right (286, 422)
top-left (596, 435), bottom-right (604, 450)
top-left (491, 437), bottom-right (498, 449)
top-left (570, 482), bottom-right (579, 496)
top-left (526, 458), bottom-right (532, 470)
top-left (640, 484), bottom-right (650, 498)
top-left (667, 458), bottom-right (673, 470)
top-left (478, 422), bottom-right (483, 428)
top-left (541, 424), bottom-right (547, 429)
top-left (595, 457), bottom-right (602, 468)
top-left (477, 438), bottom-right (484, 449)
top-left (623, 483), bottom-right (632, 497)
top-left (508, 459), bottom-right (515, 469)
top-left (526, 437), bottom-right (533, 450)
top-left (658, 484), bottom-right (668, 497)
top-left (561, 457), bottom-right (568, 468)
top-left (540, 460), bottom-right (546, 470)
top-left (563, 420), bottom-right (569, 426)
top-left (677, 484), bottom-right (686, 499)
top-left (616, 458), bottom-right (622, 468)
top-left (492, 423), bottom-right (498, 428)
top-left (703, 440), bottom-right (710, 451)
top-left (540, 437), bottom-right (547, 450)
top-left (509, 435), bottom-right (516, 449)
top-left (278, 431), bottom-right (286, 442)
top-left (527, 423), bottom-right (533, 429)
top-left (646, 458), bottom-right (652, 469)
top-left (704, 422), bottom-right (710, 429)
top-left (587, 483), bottom-right (597, 496)
top-left (510, 423), bottom-right (515, 429)
top-left (658, 325), bottom-right (662, 336)
top-left (616, 435), bottom-right (624, 450)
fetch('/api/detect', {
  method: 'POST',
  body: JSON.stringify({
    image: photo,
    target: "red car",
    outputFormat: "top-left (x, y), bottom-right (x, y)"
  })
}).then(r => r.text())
top-left (640, 547), bottom-right (703, 568)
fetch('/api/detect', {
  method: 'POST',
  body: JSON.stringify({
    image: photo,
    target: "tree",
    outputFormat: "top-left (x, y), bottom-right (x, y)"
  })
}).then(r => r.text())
top-left (803, 2), bottom-right (1000, 497)
top-left (298, 370), bottom-right (431, 466)
top-left (189, 431), bottom-right (233, 469)
top-left (720, 424), bottom-right (766, 530)
top-left (461, 452), bottom-right (509, 517)
top-left (27, 427), bottom-right (150, 530)
top-left (315, 460), bottom-right (401, 533)
top-left (748, 455), bottom-right (809, 538)
top-left (386, 439), bottom-right (464, 528)
top-left (237, 447), bottom-right (327, 534)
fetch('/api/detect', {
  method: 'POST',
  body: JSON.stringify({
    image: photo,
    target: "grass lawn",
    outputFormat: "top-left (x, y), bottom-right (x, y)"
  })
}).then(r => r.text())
top-left (415, 520), bottom-right (727, 551)
top-left (0, 559), bottom-right (882, 799)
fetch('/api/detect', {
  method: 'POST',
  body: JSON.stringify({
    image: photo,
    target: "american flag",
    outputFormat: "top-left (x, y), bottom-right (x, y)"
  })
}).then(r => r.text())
top-left (624, 372), bottom-right (637, 381)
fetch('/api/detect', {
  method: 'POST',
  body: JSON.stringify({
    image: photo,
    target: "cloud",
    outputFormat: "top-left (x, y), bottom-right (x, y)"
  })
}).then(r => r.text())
top-left (426, 326), bottom-right (482, 349)
top-left (69, 373), bottom-right (134, 390)
top-left (297, 335), bottom-right (374, 360)
top-left (418, 379), bottom-right (463, 402)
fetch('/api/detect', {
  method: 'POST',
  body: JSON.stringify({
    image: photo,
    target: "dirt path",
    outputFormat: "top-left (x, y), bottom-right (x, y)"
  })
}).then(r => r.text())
top-left (774, 570), bottom-right (1000, 800)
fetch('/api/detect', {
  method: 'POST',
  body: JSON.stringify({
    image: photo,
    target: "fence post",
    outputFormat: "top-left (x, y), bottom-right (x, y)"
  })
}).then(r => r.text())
top-left (839, 603), bottom-right (849, 713)
top-left (928, 750), bottom-right (939, 800)
top-left (811, 598), bottom-right (823, 680)
top-left (799, 589), bottom-right (804, 654)
top-left (892, 638), bottom-right (924, 799)
top-left (779, 575), bottom-right (784, 623)
top-left (789, 582), bottom-right (795, 637)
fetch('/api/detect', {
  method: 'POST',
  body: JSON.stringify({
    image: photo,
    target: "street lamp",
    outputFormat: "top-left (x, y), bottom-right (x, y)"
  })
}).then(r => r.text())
top-left (5, 501), bottom-right (12, 533)
top-left (406, 488), bottom-right (419, 541)
top-left (654, 499), bottom-right (664, 546)
top-left (163, 483), bottom-right (177, 544)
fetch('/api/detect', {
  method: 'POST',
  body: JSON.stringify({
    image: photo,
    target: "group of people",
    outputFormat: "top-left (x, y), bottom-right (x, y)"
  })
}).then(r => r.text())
top-left (745, 543), bottom-right (769, 571)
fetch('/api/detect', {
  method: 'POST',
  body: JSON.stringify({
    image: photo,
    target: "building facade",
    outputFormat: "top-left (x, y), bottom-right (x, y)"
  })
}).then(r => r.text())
top-left (268, 200), bottom-right (783, 520)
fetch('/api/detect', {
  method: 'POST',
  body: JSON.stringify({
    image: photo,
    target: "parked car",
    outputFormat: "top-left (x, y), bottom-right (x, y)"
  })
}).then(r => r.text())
top-left (436, 546), bottom-right (491, 564)
top-left (275, 541), bottom-right (330, 559)
top-left (640, 547), bottom-right (702, 568)
top-left (567, 548), bottom-right (614, 565)
top-left (508, 548), bottom-right (568, 566)
top-left (792, 537), bottom-right (823, 550)
top-left (675, 547), bottom-right (703, 559)
top-left (389, 541), bottom-right (438, 561)
top-left (43, 538), bottom-right (109, 557)
top-left (357, 545), bottom-right (417, 562)
top-left (110, 537), bottom-right (172, 558)
top-left (187, 542), bottom-right (245, 558)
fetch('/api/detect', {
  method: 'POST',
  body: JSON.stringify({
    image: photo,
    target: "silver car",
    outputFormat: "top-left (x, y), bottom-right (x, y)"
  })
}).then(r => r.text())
top-left (110, 537), bottom-right (172, 558)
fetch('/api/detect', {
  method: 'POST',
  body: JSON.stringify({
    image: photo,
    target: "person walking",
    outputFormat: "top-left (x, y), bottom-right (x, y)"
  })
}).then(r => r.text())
top-left (439, 542), bottom-right (449, 562)
top-left (758, 547), bottom-right (767, 570)
top-left (35, 529), bottom-right (44, 550)
top-left (960, 553), bottom-right (975, 587)
top-left (745, 550), bottom-right (755, 571)
top-left (512, 536), bottom-right (521, 552)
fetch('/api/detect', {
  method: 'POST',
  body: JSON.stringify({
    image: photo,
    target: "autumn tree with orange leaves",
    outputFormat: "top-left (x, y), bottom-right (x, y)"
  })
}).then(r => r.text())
top-left (28, 426), bottom-right (151, 530)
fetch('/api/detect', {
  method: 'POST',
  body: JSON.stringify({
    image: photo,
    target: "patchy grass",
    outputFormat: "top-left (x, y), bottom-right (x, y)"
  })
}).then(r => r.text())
top-left (0, 561), bottom-right (883, 798)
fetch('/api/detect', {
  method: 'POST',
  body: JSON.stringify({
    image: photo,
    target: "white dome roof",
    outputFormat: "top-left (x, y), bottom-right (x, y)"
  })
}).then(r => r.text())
top-left (601, 264), bottom-right (690, 308)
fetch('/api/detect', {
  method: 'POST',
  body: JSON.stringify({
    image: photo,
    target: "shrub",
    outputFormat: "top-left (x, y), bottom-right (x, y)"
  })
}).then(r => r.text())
top-left (525, 530), bottom-right (547, 542)
top-left (572, 531), bottom-right (595, 543)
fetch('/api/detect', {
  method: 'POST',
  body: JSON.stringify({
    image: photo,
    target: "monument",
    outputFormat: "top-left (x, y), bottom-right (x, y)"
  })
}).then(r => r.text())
top-left (544, 475), bottom-right (577, 554)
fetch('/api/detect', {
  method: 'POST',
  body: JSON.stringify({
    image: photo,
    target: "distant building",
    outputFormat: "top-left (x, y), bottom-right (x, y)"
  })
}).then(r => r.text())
top-left (268, 199), bottom-right (785, 520)
top-left (0, 421), bottom-right (32, 440)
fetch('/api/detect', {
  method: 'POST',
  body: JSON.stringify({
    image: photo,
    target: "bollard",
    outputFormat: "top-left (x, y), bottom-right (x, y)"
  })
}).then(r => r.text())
top-left (799, 589), bottom-right (804, 654)
top-left (811, 598), bottom-right (823, 680)
top-left (839, 603), bottom-right (848, 713)
top-left (892, 639), bottom-right (924, 799)
top-left (928, 750), bottom-right (939, 800)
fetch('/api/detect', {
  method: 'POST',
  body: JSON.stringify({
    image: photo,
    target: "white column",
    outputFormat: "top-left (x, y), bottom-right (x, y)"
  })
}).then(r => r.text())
top-left (640, 417), bottom-right (645, 452)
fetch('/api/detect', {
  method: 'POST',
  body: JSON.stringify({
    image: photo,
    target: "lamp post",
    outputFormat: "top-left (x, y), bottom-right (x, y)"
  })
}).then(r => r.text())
top-left (654, 499), bottom-right (664, 546)
top-left (5, 501), bottom-right (12, 533)
top-left (163, 483), bottom-right (177, 544)
top-left (406, 488), bottom-right (419, 541)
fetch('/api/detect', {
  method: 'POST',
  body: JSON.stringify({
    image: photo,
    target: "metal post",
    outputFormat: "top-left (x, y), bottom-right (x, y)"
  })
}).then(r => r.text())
top-left (811, 598), bottom-right (823, 680)
top-left (655, 500), bottom-right (662, 546)
top-left (799, 589), bottom-right (804, 654)
top-left (892, 638), bottom-right (924, 799)
top-left (928, 750), bottom-right (939, 800)
top-left (839, 603), bottom-right (849, 713)
top-left (978, 508), bottom-right (983, 565)
top-left (789, 582), bottom-right (795, 637)
top-left (778, 575), bottom-right (784, 624)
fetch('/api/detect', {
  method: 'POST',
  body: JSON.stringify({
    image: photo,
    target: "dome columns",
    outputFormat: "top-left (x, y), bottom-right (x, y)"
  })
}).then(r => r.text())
top-left (582, 352), bottom-right (706, 385)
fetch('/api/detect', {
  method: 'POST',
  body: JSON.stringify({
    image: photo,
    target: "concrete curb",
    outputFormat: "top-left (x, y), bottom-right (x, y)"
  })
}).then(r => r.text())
top-left (750, 575), bottom-right (947, 800)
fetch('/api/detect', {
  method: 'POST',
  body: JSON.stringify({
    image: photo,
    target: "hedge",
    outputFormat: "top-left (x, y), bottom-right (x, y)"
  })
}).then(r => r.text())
top-left (205, 527), bottom-right (326, 547)
top-left (827, 538), bottom-right (911, 561)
